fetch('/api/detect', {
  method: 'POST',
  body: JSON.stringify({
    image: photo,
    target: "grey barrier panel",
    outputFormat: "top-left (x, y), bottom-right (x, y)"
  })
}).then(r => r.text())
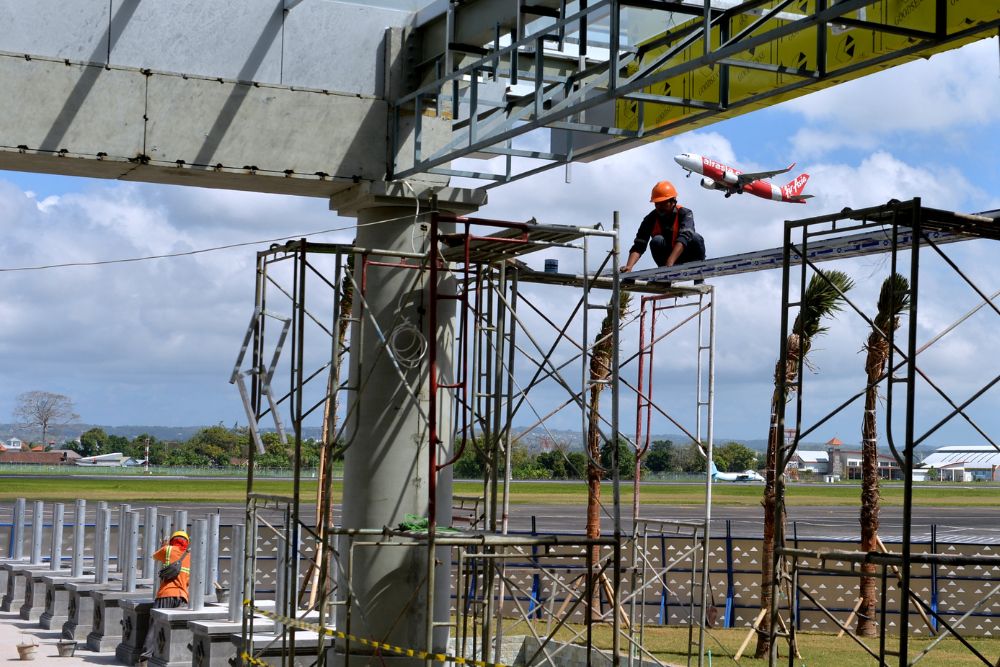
top-left (31, 501), bottom-right (44, 564)
top-left (189, 519), bottom-right (207, 611)
top-left (228, 523), bottom-right (245, 623)
top-left (50, 503), bottom-right (65, 571)
top-left (95, 507), bottom-right (111, 584)
top-left (207, 513), bottom-right (220, 595)
top-left (143, 506), bottom-right (158, 579)
top-left (117, 504), bottom-right (131, 573)
top-left (12, 498), bottom-right (26, 560)
top-left (125, 512), bottom-right (140, 592)
top-left (72, 500), bottom-right (86, 577)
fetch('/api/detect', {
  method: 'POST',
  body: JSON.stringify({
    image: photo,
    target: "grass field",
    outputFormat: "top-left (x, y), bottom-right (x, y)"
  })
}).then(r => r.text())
top-left (571, 624), bottom-right (1000, 666)
top-left (0, 476), bottom-right (997, 507)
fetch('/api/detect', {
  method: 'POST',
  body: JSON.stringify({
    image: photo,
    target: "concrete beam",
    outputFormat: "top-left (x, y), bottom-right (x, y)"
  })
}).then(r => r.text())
top-left (0, 51), bottom-right (450, 197)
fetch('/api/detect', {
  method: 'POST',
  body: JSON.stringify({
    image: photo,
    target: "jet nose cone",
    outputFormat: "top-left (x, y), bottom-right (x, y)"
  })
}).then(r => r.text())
top-left (674, 153), bottom-right (698, 171)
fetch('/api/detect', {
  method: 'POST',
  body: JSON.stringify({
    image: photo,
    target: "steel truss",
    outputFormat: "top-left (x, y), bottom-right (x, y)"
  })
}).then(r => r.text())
top-left (769, 198), bottom-right (1000, 666)
top-left (233, 212), bottom-right (719, 666)
top-left (393, 0), bottom-right (999, 186)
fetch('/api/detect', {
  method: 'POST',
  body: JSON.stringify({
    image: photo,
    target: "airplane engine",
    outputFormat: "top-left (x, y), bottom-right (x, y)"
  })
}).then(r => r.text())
top-left (721, 170), bottom-right (739, 185)
top-left (700, 177), bottom-right (720, 190)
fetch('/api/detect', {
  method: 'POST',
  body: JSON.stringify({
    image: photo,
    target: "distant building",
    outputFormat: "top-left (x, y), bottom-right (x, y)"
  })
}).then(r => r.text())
top-left (787, 437), bottom-right (902, 481)
top-left (4, 437), bottom-right (24, 451)
top-left (917, 446), bottom-right (1000, 482)
top-left (0, 450), bottom-right (80, 465)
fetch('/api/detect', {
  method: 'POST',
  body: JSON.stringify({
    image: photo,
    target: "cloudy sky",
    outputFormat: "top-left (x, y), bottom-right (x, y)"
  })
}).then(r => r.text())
top-left (1, 37), bottom-right (997, 448)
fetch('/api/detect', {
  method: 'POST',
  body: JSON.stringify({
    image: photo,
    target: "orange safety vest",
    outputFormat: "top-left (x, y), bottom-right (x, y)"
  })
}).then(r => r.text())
top-left (650, 207), bottom-right (682, 246)
top-left (153, 543), bottom-right (191, 601)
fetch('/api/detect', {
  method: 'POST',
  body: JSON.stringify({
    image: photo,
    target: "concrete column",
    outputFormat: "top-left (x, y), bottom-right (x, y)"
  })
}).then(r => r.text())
top-left (189, 519), bottom-right (207, 611)
top-left (30, 500), bottom-right (44, 564)
top-left (117, 504), bottom-right (131, 572)
top-left (330, 182), bottom-right (482, 661)
top-left (12, 497), bottom-right (26, 560)
top-left (95, 507), bottom-right (111, 585)
top-left (173, 510), bottom-right (187, 534)
top-left (72, 500), bottom-right (86, 577)
top-left (50, 503), bottom-right (65, 571)
top-left (207, 513), bottom-right (220, 596)
top-left (124, 512), bottom-right (140, 592)
top-left (228, 524), bottom-right (245, 623)
top-left (143, 506), bottom-right (158, 580)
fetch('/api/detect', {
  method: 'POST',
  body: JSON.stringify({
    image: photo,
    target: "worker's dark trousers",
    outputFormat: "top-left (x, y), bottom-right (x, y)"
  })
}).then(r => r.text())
top-left (650, 234), bottom-right (706, 266)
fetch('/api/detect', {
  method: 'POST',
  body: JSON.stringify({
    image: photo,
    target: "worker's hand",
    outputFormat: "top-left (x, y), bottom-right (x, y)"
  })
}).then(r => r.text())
top-left (619, 265), bottom-right (632, 273)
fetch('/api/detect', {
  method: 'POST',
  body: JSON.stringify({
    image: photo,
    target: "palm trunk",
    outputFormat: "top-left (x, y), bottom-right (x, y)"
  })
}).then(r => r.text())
top-left (755, 335), bottom-right (799, 659)
top-left (585, 294), bottom-right (629, 624)
top-left (857, 330), bottom-right (888, 635)
top-left (307, 270), bottom-right (354, 607)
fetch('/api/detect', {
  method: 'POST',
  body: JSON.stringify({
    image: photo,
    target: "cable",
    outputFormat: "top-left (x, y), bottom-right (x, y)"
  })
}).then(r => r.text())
top-left (0, 211), bottom-right (430, 273)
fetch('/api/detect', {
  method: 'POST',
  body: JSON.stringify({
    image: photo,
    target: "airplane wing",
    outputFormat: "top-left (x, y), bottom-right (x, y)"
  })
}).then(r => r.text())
top-left (736, 163), bottom-right (795, 187)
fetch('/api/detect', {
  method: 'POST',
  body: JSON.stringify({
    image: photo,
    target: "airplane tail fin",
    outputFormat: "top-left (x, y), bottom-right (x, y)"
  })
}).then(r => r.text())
top-left (709, 461), bottom-right (718, 475)
top-left (782, 173), bottom-right (811, 202)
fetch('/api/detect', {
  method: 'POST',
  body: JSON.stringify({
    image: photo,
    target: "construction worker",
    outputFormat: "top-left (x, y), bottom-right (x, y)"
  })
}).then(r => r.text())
top-left (140, 530), bottom-right (192, 662)
top-left (620, 180), bottom-right (706, 273)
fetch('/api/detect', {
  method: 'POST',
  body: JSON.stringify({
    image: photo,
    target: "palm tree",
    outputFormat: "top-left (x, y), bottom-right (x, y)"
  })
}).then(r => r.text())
top-left (756, 269), bottom-right (854, 658)
top-left (586, 291), bottom-right (631, 623)
top-left (857, 274), bottom-right (909, 636)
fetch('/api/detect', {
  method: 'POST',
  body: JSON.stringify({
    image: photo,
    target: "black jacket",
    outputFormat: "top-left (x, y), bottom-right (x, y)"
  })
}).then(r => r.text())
top-left (629, 206), bottom-right (699, 256)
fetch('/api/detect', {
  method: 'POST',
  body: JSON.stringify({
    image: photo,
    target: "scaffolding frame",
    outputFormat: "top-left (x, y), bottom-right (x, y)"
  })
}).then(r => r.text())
top-left (769, 198), bottom-right (1000, 666)
top-left (233, 209), bottom-right (722, 666)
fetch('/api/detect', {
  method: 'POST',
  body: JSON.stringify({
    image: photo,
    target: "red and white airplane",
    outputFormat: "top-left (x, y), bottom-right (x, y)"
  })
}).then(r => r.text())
top-left (674, 152), bottom-right (813, 203)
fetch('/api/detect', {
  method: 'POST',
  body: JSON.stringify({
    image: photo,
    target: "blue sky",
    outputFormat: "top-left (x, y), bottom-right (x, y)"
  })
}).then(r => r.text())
top-left (0, 38), bottom-right (997, 450)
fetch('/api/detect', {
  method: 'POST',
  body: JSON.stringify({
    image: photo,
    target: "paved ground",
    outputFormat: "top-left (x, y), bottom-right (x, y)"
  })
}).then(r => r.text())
top-left (0, 609), bottom-right (117, 667)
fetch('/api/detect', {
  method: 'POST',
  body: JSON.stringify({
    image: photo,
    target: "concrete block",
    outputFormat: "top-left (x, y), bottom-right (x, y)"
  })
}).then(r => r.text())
top-left (1, 561), bottom-right (51, 612)
top-left (63, 581), bottom-right (120, 640)
top-left (116, 598), bottom-right (155, 666)
top-left (0, 558), bottom-right (28, 599)
top-left (144, 72), bottom-right (387, 179)
top-left (0, 53), bottom-right (146, 156)
top-left (40, 574), bottom-right (94, 630)
top-left (0, 0), bottom-right (110, 63)
top-left (109, 0), bottom-right (283, 83)
top-left (19, 568), bottom-right (71, 621)
top-left (243, 631), bottom-right (331, 667)
top-left (189, 613), bottom-right (275, 667)
top-left (87, 588), bottom-right (156, 652)
top-left (282, 2), bottom-right (409, 95)
top-left (148, 605), bottom-right (231, 667)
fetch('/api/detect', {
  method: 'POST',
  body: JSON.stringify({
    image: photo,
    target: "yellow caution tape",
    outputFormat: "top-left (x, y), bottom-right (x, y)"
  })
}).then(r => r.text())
top-left (244, 604), bottom-right (509, 667)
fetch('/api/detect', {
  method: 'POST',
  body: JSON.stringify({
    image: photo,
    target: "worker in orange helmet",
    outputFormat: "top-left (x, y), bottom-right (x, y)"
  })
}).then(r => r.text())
top-left (140, 529), bottom-right (192, 663)
top-left (620, 180), bottom-right (706, 273)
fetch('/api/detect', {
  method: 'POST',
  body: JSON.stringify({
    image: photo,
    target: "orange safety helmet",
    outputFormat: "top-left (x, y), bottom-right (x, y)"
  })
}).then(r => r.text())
top-left (650, 180), bottom-right (678, 203)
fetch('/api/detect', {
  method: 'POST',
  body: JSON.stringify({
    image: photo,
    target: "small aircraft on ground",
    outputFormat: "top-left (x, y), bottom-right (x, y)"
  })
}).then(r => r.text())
top-left (710, 461), bottom-right (765, 483)
top-left (674, 152), bottom-right (812, 203)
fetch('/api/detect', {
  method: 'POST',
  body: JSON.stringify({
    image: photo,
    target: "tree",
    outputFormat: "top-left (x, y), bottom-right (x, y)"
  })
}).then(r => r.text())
top-left (600, 438), bottom-right (636, 480)
top-left (756, 269), bottom-right (853, 659)
top-left (714, 442), bottom-right (758, 473)
top-left (675, 442), bottom-right (707, 474)
top-left (76, 427), bottom-right (108, 457)
top-left (13, 391), bottom-right (79, 447)
top-left (645, 440), bottom-right (675, 474)
top-left (857, 274), bottom-right (909, 636)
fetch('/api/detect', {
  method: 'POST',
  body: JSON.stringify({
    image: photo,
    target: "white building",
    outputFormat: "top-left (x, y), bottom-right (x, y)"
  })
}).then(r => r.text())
top-left (5, 437), bottom-right (23, 450)
top-left (917, 445), bottom-right (1000, 482)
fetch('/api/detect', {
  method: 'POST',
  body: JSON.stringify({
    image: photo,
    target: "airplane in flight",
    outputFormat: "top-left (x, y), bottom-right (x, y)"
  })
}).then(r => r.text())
top-left (710, 461), bottom-right (765, 483)
top-left (674, 152), bottom-right (813, 203)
